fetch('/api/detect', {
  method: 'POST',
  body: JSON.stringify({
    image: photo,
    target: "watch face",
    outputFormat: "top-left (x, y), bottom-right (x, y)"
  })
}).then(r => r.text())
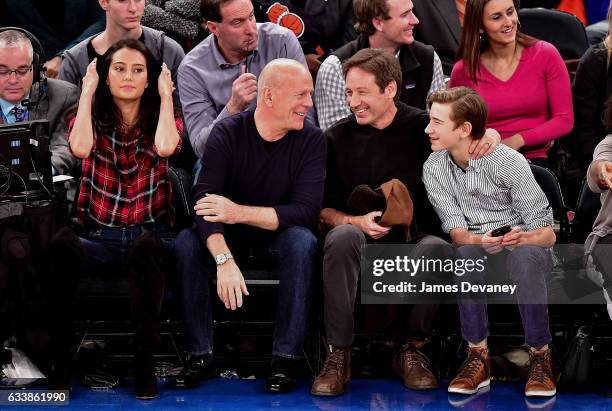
top-left (216, 254), bottom-right (227, 264)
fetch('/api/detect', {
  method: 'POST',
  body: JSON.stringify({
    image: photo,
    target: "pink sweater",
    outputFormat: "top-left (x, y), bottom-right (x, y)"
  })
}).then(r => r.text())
top-left (449, 41), bottom-right (573, 159)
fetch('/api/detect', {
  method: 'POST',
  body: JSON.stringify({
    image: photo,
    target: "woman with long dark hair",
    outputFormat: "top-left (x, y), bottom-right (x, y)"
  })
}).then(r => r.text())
top-left (450, 0), bottom-right (573, 167)
top-left (51, 39), bottom-right (183, 400)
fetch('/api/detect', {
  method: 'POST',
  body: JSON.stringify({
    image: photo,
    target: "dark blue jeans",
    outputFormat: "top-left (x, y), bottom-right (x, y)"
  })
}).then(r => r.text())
top-left (48, 222), bottom-right (174, 364)
top-left (77, 223), bottom-right (174, 270)
top-left (175, 226), bottom-right (317, 359)
top-left (454, 245), bottom-right (553, 348)
top-left (79, 223), bottom-right (174, 273)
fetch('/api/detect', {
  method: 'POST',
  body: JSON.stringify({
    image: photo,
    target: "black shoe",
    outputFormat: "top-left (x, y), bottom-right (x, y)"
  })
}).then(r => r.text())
top-left (48, 372), bottom-right (72, 392)
top-left (48, 357), bottom-right (72, 392)
top-left (170, 354), bottom-right (216, 389)
top-left (134, 352), bottom-right (158, 400)
top-left (266, 356), bottom-right (297, 393)
top-left (135, 372), bottom-right (158, 400)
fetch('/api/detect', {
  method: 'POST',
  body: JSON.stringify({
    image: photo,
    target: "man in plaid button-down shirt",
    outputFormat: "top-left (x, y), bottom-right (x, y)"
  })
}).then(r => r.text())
top-left (314, 0), bottom-right (445, 130)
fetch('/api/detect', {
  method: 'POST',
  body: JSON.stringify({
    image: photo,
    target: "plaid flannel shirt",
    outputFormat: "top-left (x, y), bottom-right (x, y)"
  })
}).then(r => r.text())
top-left (70, 114), bottom-right (184, 227)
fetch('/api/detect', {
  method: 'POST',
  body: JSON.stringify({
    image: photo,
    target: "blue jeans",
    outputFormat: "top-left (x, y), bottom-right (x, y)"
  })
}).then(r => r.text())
top-left (454, 245), bottom-right (552, 348)
top-left (49, 222), bottom-right (174, 360)
top-left (175, 226), bottom-right (317, 359)
top-left (79, 223), bottom-right (174, 273)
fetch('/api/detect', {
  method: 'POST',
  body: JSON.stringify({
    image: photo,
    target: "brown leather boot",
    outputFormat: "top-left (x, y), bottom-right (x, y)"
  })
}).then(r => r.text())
top-left (448, 346), bottom-right (491, 395)
top-left (311, 345), bottom-right (351, 396)
top-left (525, 347), bottom-right (556, 397)
top-left (393, 339), bottom-right (438, 390)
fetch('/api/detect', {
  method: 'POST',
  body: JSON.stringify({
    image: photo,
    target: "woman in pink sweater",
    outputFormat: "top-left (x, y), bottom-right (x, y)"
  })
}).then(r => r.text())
top-left (449, 0), bottom-right (573, 166)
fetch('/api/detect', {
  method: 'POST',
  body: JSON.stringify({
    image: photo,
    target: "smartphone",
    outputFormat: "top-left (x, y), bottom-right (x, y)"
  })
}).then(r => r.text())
top-left (491, 225), bottom-right (511, 237)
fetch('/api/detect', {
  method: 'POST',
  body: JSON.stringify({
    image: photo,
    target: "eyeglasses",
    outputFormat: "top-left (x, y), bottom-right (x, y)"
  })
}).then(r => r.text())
top-left (0, 66), bottom-right (33, 79)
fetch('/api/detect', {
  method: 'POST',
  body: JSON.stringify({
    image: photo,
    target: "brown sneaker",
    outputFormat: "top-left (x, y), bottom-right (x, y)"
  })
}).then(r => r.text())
top-left (311, 345), bottom-right (351, 396)
top-left (393, 340), bottom-right (438, 390)
top-left (448, 346), bottom-right (491, 395)
top-left (525, 347), bottom-right (556, 397)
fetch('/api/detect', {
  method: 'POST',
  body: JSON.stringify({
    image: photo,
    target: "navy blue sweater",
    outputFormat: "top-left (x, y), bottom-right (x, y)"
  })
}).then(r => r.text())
top-left (193, 110), bottom-right (327, 242)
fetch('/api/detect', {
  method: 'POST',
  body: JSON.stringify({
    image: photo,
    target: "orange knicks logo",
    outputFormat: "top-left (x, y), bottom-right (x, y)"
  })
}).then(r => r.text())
top-left (266, 2), bottom-right (305, 38)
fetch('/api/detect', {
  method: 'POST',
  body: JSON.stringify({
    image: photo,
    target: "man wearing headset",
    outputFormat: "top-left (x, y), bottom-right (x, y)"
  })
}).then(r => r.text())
top-left (0, 28), bottom-right (80, 389)
top-left (0, 28), bottom-right (79, 175)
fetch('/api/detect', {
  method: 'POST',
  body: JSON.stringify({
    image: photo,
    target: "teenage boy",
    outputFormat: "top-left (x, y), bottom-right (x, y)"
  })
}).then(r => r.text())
top-left (422, 87), bottom-right (557, 397)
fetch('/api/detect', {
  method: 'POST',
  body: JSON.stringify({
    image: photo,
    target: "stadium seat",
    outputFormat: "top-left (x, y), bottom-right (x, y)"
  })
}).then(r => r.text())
top-left (167, 166), bottom-right (194, 233)
top-left (530, 164), bottom-right (572, 243)
top-left (519, 8), bottom-right (589, 78)
top-left (572, 178), bottom-right (601, 244)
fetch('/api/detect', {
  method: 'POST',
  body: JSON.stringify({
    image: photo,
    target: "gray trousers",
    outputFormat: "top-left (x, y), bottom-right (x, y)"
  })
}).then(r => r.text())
top-left (322, 224), bottom-right (448, 347)
top-left (592, 234), bottom-right (612, 292)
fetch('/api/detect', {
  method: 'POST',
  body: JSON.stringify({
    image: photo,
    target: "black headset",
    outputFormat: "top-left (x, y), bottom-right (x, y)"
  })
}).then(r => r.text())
top-left (0, 26), bottom-right (45, 85)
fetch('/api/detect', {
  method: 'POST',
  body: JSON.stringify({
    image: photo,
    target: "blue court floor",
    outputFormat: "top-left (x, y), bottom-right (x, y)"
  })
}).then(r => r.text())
top-left (8, 379), bottom-right (612, 410)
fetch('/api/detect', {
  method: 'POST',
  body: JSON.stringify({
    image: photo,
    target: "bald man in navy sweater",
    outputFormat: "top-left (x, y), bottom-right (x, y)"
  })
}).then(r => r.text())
top-left (174, 59), bottom-right (326, 393)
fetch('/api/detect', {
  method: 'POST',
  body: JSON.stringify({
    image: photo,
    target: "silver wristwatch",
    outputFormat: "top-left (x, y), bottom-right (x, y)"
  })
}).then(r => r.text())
top-left (215, 252), bottom-right (234, 265)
